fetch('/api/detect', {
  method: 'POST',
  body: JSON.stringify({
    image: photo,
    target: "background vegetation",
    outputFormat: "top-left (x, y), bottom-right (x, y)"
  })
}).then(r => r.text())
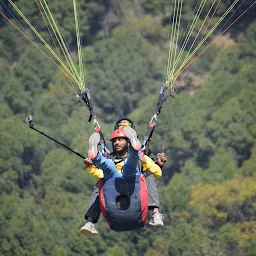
top-left (0, 0), bottom-right (255, 255)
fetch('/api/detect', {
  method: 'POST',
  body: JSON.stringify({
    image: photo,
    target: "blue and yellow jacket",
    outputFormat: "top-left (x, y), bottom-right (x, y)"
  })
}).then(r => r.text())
top-left (86, 154), bottom-right (162, 180)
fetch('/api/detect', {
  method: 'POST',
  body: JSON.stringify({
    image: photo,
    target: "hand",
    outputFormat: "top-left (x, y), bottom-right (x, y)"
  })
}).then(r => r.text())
top-left (156, 152), bottom-right (167, 167)
top-left (84, 157), bottom-right (92, 167)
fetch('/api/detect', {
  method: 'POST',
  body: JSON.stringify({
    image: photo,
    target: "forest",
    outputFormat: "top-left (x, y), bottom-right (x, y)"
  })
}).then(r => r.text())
top-left (0, 0), bottom-right (256, 255)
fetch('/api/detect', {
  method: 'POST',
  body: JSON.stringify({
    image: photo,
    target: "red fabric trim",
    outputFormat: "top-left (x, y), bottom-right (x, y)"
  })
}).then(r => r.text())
top-left (140, 174), bottom-right (148, 224)
top-left (98, 180), bottom-right (111, 228)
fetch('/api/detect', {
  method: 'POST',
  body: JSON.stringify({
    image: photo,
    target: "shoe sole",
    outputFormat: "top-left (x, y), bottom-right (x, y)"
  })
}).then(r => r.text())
top-left (149, 222), bottom-right (164, 227)
top-left (123, 127), bottom-right (141, 151)
top-left (80, 228), bottom-right (98, 235)
top-left (88, 133), bottom-right (100, 160)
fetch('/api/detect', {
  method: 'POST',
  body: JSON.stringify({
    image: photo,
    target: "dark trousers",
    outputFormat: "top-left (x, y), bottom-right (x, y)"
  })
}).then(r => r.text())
top-left (84, 172), bottom-right (160, 223)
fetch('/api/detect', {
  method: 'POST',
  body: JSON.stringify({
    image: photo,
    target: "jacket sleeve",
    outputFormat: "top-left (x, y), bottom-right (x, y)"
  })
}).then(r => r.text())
top-left (142, 155), bottom-right (162, 178)
top-left (85, 165), bottom-right (104, 179)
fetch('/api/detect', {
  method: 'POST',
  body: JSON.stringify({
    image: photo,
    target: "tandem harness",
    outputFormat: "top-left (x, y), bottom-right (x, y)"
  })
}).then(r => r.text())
top-left (97, 154), bottom-right (148, 231)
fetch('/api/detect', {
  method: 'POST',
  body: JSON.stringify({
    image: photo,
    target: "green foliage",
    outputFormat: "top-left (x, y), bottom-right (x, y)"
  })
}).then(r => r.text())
top-left (0, 2), bottom-right (255, 256)
top-left (189, 175), bottom-right (256, 227)
top-left (191, 44), bottom-right (218, 74)
top-left (103, 246), bottom-right (126, 256)
top-left (13, 0), bottom-right (89, 46)
top-left (168, 220), bottom-right (214, 256)
top-left (14, 46), bottom-right (55, 93)
top-left (203, 148), bottom-right (237, 183)
top-left (85, 26), bottom-right (161, 122)
top-left (0, 58), bottom-right (11, 91)
top-left (163, 172), bottom-right (192, 212)
top-left (240, 144), bottom-right (256, 177)
top-left (141, 0), bottom-right (163, 15)
top-left (0, 23), bottom-right (25, 61)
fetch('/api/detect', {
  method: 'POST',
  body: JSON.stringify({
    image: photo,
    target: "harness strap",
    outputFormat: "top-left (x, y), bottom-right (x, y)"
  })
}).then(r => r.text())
top-left (142, 84), bottom-right (175, 154)
top-left (142, 115), bottom-right (157, 155)
top-left (77, 88), bottom-right (94, 123)
top-left (94, 119), bottom-right (110, 156)
top-left (77, 88), bottom-right (110, 155)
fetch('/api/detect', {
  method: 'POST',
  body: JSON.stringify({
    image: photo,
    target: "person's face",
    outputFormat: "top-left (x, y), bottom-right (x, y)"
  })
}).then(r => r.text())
top-left (117, 120), bottom-right (132, 128)
top-left (112, 137), bottom-right (129, 153)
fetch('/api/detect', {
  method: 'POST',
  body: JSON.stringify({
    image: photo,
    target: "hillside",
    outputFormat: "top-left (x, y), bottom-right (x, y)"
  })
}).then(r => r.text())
top-left (0, 1), bottom-right (256, 255)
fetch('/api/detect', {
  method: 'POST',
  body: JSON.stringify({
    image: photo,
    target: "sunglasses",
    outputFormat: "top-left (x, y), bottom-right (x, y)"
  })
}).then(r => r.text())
top-left (118, 120), bottom-right (132, 127)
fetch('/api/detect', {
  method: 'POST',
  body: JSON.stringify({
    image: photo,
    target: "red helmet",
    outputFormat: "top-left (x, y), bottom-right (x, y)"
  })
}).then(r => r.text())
top-left (110, 128), bottom-right (127, 141)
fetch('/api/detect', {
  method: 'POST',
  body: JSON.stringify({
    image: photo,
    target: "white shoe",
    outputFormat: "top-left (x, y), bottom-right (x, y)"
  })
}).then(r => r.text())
top-left (80, 222), bottom-right (98, 235)
top-left (88, 133), bottom-right (100, 160)
top-left (123, 127), bottom-right (141, 151)
top-left (149, 212), bottom-right (164, 227)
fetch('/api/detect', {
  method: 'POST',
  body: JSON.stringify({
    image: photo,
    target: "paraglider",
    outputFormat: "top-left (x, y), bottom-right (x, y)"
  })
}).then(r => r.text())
top-left (87, 127), bottom-right (151, 232)
top-left (82, 125), bottom-right (162, 232)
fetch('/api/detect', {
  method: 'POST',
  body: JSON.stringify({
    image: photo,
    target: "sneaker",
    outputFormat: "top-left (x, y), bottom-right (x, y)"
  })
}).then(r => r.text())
top-left (88, 132), bottom-right (100, 160)
top-left (149, 212), bottom-right (164, 227)
top-left (123, 127), bottom-right (141, 151)
top-left (80, 222), bottom-right (98, 235)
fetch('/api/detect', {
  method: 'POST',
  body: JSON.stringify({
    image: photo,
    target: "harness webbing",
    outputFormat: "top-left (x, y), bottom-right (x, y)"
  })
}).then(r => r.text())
top-left (142, 84), bottom-right (175, 154)
top-left (77, 89), bottom-right (110, 155)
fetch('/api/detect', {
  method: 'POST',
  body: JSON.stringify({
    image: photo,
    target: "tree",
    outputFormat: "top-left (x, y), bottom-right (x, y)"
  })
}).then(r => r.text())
top-left (85, 26), bottom-right (162, 122)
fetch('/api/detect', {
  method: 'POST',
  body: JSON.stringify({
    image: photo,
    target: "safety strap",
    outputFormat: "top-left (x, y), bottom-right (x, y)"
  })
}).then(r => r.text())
top-left (77, 88), bottom-right (110, 155)
top-left (142, 84), bottom-right (175, 154)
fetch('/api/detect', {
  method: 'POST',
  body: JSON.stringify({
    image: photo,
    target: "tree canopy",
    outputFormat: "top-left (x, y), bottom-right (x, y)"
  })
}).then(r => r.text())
top-left (0, 1), bottom-right (255, 255)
